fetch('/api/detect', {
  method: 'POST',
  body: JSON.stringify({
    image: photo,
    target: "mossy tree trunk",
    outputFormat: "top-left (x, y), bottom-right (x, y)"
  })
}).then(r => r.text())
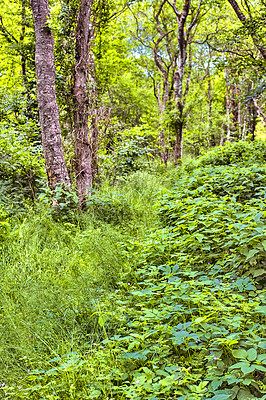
top-left (73, 0), bottom-right (96, 206)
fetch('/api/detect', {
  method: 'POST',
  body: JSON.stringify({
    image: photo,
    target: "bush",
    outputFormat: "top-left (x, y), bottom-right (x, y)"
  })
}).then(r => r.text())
top-left (185, 140), bottom-right (266, 171)
top-left (100, 125), bottom-right (158, 180)
top-left (0, 127), bottom-right (45, 212)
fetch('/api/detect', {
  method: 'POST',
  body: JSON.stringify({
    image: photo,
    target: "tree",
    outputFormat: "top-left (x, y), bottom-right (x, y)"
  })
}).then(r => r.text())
top-left (129, 0), bottom-right (203, 162)
top-left (227, 0), bottom-right (266, 60)
top-left (73, 0), bottom-right (95, 205)
top-left (169, 0), bottom-right (202, 161)
top-left (30, 0), bottom-right (70, 190)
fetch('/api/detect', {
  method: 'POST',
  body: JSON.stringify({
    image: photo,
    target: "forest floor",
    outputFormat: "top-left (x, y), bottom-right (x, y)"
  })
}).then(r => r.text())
top-left (0, 141), bottom-right (266, 400)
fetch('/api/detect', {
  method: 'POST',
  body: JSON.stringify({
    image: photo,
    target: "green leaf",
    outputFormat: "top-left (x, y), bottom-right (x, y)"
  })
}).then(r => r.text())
top-left (242, 364), bottom-right (255, 375)
top-left (247, 348), bottom-right (257, 361)
top-left (196, 233), bottom-right (204, 242)
top-left (237, 389), bottom-right (256, 400)
top-left (156, 369), bottom-right (169, 377)
top-left (246, 249), bottom-right (259, 261)
top-left (229, 361), bottom-right (249, 371)
top-left (90, 389), bottom-right (102, 398)
top-left (253, 268), bottom-right (265, 277)
top-left (255, 365), bottom-right (266, 372)
top-left (257, 353), bottom-right (266, 363)
top-left (98, 315), bottom-right (108, 327)
top-left (261, 240), bottom-right (266, 251)
top-left (232, 349), bottom-right (247, 359)
top-left (209, 394), bottom-right (231, 400)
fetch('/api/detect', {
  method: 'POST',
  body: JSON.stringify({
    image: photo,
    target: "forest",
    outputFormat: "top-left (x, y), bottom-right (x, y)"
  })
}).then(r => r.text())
top-left (0, 0), bottom-right (266, 399)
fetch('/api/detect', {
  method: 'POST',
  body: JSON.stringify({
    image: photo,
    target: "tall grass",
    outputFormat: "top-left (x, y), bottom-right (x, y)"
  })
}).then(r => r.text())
top-left (0, 170), bottom-right (171, 397)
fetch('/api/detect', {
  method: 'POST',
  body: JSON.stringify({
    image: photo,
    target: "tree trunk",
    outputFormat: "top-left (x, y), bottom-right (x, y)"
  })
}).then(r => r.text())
top-left (231, 83), bottom-right (239, 137)
top-left (30, 0), bottom-right (70, 190)
top-left (158, 87), bottom-right (168, 165)
top-left (88, 47), bottom-right (99, 183)
top-left (73, 0), bottom-right (94, 206)
top-left (159, 129), bottom-right (168, 164)
top-left (20, 0), bottom-right (26, 82)
top-left (174, 120), bottom-right (183, 162)
top-left (227, 0), bottom-right (246, 21)
top-left (248, 100), bottom-right (257, 141)
top-left (172, 0), bottom-right (193, 162)
top-left (206, 64), bottom-right (215, 146)
top-left (253, 98), bottom-right (266, 127)
top-left (225, 69), bottom-right (231, 142)
top-left (173, 61), bottom-right (185, 162)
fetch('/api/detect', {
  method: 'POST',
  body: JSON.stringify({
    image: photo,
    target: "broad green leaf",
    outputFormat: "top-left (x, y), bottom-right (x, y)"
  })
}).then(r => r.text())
top-left (241, 364), bottom-right (255, 375)
top-left (246, 249), bottom-right (259, 261)
top-left (98, 315), bottom-right (108, 327)
top-left (261, 240), bottom-right (266, 251)
top-left (237, 389), bottom-right (256, 400)
top-left (253, 268), bottom-right (265, 277)
top-left (156, 369), bottom-right (169, 377)
top-left (246, 348), bottom-right (257, 361)
top-left (255, 365), bottom-right (266, 372)
top-left (258, 353), bottom-right (266, 363)
top-left (229, 361), bottom-right (249, 370)
top-left (209, 394), bottom-right (231, 400)
top-left (232, 349), bottom-right (247, 359)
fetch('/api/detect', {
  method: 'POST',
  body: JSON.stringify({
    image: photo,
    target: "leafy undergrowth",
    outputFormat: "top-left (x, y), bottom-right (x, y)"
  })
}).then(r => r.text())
top-left (1, 142), bottom-right (266, 400)
top-left (0, 171), bottom-right (169, 399)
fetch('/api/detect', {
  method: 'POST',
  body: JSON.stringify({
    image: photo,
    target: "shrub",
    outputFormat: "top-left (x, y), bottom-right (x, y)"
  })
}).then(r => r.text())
top-left (0, 127), bottom-right (45, 212)
top-left (185, 140), bottom-right (266, 171)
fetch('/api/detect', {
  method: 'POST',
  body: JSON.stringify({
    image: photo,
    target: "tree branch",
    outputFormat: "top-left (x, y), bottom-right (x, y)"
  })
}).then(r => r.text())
top-left (186, 0), bottom-right (202, 38)
top-left (0, 15), bottom-right (18, 44)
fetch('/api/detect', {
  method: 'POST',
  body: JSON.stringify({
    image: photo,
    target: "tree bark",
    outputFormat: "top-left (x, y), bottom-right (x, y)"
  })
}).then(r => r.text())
top-left (174, 120), bottom-right (183, 161)
top-left (73, 0), bottom-right (94, 206)
top-left (172, 1), bottom-right (189, 162)
top-left (170, 0), bottom-right (202, 162)
top-left (20, 0), bottom-right (26, 81)
top-left (225, 69), bottom-right (231, 142)
top-left (152, 3), bottom-right (172, 165)
top-left (231, 82), bottom-right (239, 136)
top-left (30, 0), bottom-right (70, 190)
top-left (253, 98), bottom-right (266, 127)
top-left (88, 47), bottom-right (99, 183)
top-left (227, 0), bottom-right (246, 21)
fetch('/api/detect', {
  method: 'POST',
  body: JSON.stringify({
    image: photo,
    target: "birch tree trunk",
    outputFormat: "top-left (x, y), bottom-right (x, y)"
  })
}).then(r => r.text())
top-left (30, 0), bottom-right (70, 190)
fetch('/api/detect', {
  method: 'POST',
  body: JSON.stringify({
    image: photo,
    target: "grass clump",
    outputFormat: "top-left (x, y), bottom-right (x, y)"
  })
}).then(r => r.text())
top-left (0, 170), bottom-right (169, 399)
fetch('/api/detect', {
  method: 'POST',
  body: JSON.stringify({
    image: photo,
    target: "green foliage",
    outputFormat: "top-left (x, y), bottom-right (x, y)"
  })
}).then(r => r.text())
top-left (82, 142), bottom-right (265, 399)
top-left (100, 125), bottom-right (158, 180)
top-left (186, 140), bottom-right (266, 170)
top-left (86, 191), bottom-right (133, 224)
top-left (0, 126), bottom-right (45, 213)
top-left (1, 143), bottom-right (266, 400)
top-left (0, 207), bottom-right (10, 241)
top-left (0, 171), bottom-right (169, 399)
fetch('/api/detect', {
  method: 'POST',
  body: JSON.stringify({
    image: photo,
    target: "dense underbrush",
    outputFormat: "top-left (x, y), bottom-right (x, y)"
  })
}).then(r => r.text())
top-left (0, 141), bottom-right (266, 400)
